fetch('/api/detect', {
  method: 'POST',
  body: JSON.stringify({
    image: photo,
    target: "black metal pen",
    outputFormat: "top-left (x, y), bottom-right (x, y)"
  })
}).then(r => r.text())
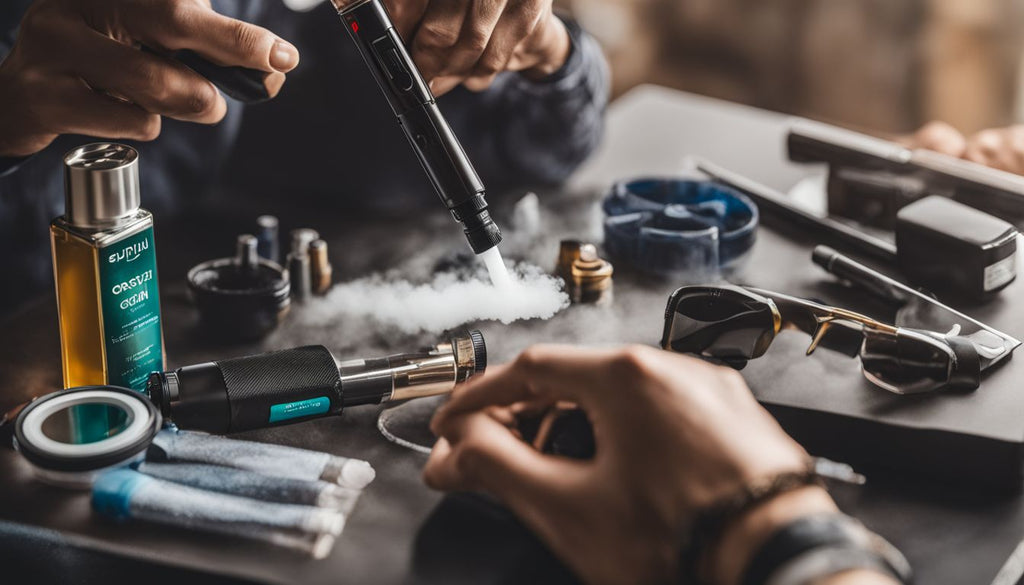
top-left (141, 46), bottom-right (279, 103)
top-left (695, 158), bottom-right (898, 263)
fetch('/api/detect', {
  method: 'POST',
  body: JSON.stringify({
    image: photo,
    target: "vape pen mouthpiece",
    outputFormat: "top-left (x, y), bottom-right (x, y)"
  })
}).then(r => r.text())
top-left (460, 208), bottom-right (503, 254)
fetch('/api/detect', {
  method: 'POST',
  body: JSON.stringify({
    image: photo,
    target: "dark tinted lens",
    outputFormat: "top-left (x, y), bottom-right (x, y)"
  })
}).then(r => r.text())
top-left (860, 328), bottom-right (954, 394)
top-left (673, 293), bottom-right (749, 321)
top-left (662, 287), bottom-right (776, 361)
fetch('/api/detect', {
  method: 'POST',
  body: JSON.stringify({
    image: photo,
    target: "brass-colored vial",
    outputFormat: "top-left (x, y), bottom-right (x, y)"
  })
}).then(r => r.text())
top-left (309, 239), bottom-right (333, 295)
top-left (570, 244), bottom-right (614, 305)
top-left (50, 144), bottom-right (165, 392)
top-left (555, 239), bottom-right (583, 287)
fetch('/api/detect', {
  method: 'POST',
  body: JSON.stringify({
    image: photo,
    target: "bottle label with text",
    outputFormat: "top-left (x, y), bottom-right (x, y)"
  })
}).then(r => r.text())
top-left (99, 228), bottom-right (163, 391)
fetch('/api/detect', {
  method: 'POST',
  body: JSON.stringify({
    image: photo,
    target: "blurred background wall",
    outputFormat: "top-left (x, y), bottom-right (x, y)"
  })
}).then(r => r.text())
top-left (564, 0), bottom-right (1024, 135)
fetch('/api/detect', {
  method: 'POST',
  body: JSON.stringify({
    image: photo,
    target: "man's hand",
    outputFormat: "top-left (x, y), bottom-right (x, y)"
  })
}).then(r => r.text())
top-left (425, 345), bottom-right (842, 585)
top-left (383, 0), bottom-right (571, 96)
top-left (895, 120), bottom-right (967, 157)
top-left (0, 0), bottom-right (300, 157)
top-left (961, 125), bottom-right (1024, 175)
top-left (900, 120), bottom-right (1024, 175)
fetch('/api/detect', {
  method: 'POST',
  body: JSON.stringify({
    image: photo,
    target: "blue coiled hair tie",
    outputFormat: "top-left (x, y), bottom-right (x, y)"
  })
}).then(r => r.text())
top-left (602, 177), bottom-right (759, 278)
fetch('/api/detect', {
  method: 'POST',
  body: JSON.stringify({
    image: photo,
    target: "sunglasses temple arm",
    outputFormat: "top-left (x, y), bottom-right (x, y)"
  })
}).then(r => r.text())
top-left (814, 246), bottom-right (1021, 353)
top-left (806, 320), bottom-right (864, 357)
top-left (942, 335), bottom-right (982, 391)
top-left (766, 295), bottom-right (863, 358)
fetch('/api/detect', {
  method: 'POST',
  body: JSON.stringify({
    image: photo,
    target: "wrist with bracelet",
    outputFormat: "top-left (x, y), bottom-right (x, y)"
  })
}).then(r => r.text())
top-left (678, 461), bottom-right (912, 585)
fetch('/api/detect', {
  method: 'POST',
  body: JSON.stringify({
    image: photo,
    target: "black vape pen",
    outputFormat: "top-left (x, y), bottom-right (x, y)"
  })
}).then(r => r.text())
top-left (333, 0), bottom-right (503, 254)
top-left (140, 46), bottom-right (277, 103)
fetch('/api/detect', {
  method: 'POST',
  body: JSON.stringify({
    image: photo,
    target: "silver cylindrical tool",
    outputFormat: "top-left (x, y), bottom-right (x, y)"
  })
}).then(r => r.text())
top-left (291, 228), bottom-right (320, 250)
top-left (287, 228), bottom-right (318, 302)
top-left (236, 234), bottom-right (259, 275)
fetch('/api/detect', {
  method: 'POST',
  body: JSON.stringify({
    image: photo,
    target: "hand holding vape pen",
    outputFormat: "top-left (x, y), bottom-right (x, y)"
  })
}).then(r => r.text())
top-left (146, 330), bottom-right (486, 434)
top-left (332, 0), bottom-right (502, 254)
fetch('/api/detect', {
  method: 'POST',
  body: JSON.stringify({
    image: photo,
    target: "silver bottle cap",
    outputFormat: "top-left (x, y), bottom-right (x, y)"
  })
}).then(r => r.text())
top-left (290, 228), bottom-right (320, 256)
top-left (63, 143), bottom-right (141, 228)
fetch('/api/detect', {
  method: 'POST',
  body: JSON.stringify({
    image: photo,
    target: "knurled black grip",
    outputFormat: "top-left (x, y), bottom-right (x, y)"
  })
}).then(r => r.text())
top-left (216, 345), bottom-right (342, 432)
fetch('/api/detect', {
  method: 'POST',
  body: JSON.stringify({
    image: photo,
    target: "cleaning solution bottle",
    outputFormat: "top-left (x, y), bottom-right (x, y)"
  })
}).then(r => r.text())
top-left (50, 143), bottom-right (165, 393)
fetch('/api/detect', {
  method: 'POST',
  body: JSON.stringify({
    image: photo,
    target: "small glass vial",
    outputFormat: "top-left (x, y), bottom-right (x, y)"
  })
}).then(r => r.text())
top-left (50, 143), bottom-right (165, 392)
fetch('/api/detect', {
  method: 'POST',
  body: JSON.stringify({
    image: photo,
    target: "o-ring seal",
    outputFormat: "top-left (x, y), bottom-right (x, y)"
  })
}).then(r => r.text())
top-left (14, 386), bottom-right (161, 488)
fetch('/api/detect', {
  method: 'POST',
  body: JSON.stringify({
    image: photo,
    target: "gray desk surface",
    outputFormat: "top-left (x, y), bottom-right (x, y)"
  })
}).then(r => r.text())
top-left (1, 85), bottom-right (1022, 585)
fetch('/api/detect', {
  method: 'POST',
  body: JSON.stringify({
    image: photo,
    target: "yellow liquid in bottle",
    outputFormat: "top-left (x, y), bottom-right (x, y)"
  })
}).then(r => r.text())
top-left (50, 224), bottom-right (107, 388)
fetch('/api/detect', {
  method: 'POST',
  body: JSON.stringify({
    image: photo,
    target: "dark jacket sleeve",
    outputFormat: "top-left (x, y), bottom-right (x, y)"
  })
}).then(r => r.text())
top-left (440, 17), bottom-right (610, 190)
top-left (0, 1), bottom-right (32, 177)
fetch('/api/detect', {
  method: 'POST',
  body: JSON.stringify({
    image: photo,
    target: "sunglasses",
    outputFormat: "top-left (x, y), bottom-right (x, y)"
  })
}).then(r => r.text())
top-left (661, 284), bottom-right (981, 395)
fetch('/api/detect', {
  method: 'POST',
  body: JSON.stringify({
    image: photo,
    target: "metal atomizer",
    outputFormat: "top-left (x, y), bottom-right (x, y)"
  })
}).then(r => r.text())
top-left (146, 331), bottom-right (487, 434)
top-left (556, 240), bottom-right (614, 304)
